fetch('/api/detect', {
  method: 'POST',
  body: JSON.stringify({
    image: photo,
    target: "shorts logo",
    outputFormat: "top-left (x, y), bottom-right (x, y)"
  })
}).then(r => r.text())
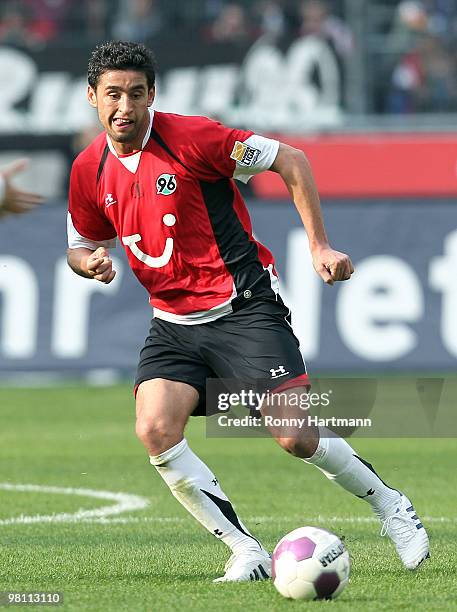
top-left (156, 173), bottom-right (177, 195)
top-left (230, 141), bottom-right (261, 167)
top-left (270, 365), bottom-right (290, 379)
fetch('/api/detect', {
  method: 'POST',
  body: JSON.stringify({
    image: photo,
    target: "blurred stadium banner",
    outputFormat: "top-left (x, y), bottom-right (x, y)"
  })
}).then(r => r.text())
top-left (0, 199), bottom-right (455, 378)
top-left (0, 39), bottom-right (341, 137)
top-left (0, 39), bottom-right (342, 200)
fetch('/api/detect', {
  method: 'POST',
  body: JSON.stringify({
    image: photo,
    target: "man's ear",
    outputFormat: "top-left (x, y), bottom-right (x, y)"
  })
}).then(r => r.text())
top-left (87, 86), bottom-right (97, 108)
top-left (147, 86), bottom-right (155, 107)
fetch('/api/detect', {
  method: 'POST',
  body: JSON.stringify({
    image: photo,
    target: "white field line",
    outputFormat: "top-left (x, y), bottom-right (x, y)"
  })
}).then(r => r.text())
top-left (69, 515), bottom-right (456, 525)
top-left (0, 483), bottom-right (454, 526)
top-left (0, 483), bottom-right (149, 525)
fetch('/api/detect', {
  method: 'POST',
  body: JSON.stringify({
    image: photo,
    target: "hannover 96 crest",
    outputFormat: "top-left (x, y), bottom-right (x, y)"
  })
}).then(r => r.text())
top-left (156, 173), bottom-right (177, 195)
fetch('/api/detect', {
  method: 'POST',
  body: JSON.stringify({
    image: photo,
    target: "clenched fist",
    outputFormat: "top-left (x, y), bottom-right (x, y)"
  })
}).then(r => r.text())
top-left (312, 246), bottom-right (354, 285)
top-left (86, 247), bottom-right (116, 284)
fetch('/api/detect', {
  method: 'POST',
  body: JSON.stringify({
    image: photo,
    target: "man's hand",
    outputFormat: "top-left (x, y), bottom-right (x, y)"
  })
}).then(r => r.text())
top-left (85, 247), bottom-right (116, 283)
top-left (312, 245), bottom-right (354, 285)
top-left (0, 159), bottom-right (43, 216)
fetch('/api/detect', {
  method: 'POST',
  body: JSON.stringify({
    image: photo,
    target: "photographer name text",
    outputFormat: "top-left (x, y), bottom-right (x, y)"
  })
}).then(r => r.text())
top-left (217, 415), bottom-right (372, 428)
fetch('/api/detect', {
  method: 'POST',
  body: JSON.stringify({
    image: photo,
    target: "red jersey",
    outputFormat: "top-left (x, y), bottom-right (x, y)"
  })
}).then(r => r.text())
top-left (68, 111), bottom-right (280, 324)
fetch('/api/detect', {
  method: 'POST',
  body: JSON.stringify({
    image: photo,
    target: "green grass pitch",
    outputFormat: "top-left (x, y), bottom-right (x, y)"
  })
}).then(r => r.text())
top-left (0, 385), bottom-right (456, 611)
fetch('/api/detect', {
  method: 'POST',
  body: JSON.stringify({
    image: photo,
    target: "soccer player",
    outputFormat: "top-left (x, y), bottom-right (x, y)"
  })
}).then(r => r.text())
top-left (67, 41), bottom-right (429, 582)
top-left (0, 159), bottom-right (43, 218)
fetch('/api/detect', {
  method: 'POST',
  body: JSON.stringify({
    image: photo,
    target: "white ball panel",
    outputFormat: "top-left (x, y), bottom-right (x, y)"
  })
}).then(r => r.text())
top-left (274, 553), bottom-right (298, 582)
top-left (273, 578), bottom-right (291, 599)
top-left (288, 578), bottom-right (316, 601)
top-left (296, 557), bottom-right (321, 582)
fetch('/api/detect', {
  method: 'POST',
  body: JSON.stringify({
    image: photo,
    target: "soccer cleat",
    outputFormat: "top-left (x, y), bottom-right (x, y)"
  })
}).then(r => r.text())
top-left (213, 549), bottom-right (272, 583)
top-left (379, 494), bottom-right (430, 570)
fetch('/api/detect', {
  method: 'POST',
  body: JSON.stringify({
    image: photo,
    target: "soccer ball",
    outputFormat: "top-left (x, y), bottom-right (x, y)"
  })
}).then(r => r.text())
top-left (272, 526), bottom-right (350, 600)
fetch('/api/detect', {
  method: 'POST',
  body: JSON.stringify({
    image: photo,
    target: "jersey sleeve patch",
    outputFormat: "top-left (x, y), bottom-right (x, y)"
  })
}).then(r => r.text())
top-left (232, 135), bottom-right (280, 184)
top-left (230, 141), bottom-right (261, 167)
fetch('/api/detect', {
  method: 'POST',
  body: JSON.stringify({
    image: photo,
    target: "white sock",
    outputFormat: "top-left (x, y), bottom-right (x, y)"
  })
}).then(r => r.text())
top-left (303, 427), bottom-right (399, 514)
top-left (150, 439), bottom-right (263, 554)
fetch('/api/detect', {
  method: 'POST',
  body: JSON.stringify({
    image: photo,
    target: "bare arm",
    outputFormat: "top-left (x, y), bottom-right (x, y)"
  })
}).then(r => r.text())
top-left (271, 143), bottom-right (354, 285)
top-left (67, 246), bottom-right (116, 284)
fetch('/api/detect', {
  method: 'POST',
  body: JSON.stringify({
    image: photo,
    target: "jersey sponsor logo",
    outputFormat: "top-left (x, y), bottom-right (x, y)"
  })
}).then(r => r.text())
top-left (156, 173), bottom-right (177, 196)
top-left (122, 213), bottom-right (176, 268)
top-left (104, 193), bottom-right (117, 208)
top-left (230, 141), bottom-right (261, 167)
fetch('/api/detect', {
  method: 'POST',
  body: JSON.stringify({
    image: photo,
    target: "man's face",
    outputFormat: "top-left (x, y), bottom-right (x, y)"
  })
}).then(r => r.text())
top-left (87, 70), bottom-right (155, 149)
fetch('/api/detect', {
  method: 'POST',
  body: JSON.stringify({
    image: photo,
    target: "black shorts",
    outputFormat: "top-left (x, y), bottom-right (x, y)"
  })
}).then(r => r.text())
top-left (135, 296), bottom-right (308, 416)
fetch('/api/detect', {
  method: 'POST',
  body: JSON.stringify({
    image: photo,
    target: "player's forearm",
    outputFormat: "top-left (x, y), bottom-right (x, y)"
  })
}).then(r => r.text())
top-left (67, 247), bottom-right (94, 279)
top-left (272, 144), bottom-right (329, 251)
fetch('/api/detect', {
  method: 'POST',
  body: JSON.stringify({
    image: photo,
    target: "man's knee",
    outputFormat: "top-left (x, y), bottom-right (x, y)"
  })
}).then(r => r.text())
top-left (135, 413), bottom-right (170, 444)
top-left (134, 378), bottom-right (198, 454)
top-left (135, 412), bottom-right (183, 454)
top-left (135, 385), bottom-right (182, 452)
top-left (275, 435), bottom-right (318, 459)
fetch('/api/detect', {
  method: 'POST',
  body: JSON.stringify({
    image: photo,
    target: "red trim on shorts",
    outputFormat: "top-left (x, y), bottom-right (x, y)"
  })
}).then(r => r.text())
top-left (270, 373), bottom-right (310, 394)
top-left (133, 384), bottom-right (140, 398)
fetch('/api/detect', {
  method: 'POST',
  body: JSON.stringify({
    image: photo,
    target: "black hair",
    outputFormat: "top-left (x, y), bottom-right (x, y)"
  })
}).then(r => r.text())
top-left (87, 41), bottom-right (157, 90)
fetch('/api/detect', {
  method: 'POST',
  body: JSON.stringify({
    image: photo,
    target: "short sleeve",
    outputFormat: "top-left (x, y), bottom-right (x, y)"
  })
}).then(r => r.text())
top-left (68, 160), bottom-right (117, 249)
top-left (67, 212), bottom-right (117, 250)
top-left (182, 117), bottom-right (279, 183)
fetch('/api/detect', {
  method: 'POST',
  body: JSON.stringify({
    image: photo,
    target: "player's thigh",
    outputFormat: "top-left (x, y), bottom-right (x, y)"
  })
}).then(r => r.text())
top-left (135, 318), bottom-right (211, 447)
top-left (136, 377), bottom-right (199, 437)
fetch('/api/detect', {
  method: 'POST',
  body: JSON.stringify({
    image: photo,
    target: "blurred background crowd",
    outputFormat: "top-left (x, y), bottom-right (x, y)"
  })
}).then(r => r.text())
top-left (1, 0), bottom-right (457, 115)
